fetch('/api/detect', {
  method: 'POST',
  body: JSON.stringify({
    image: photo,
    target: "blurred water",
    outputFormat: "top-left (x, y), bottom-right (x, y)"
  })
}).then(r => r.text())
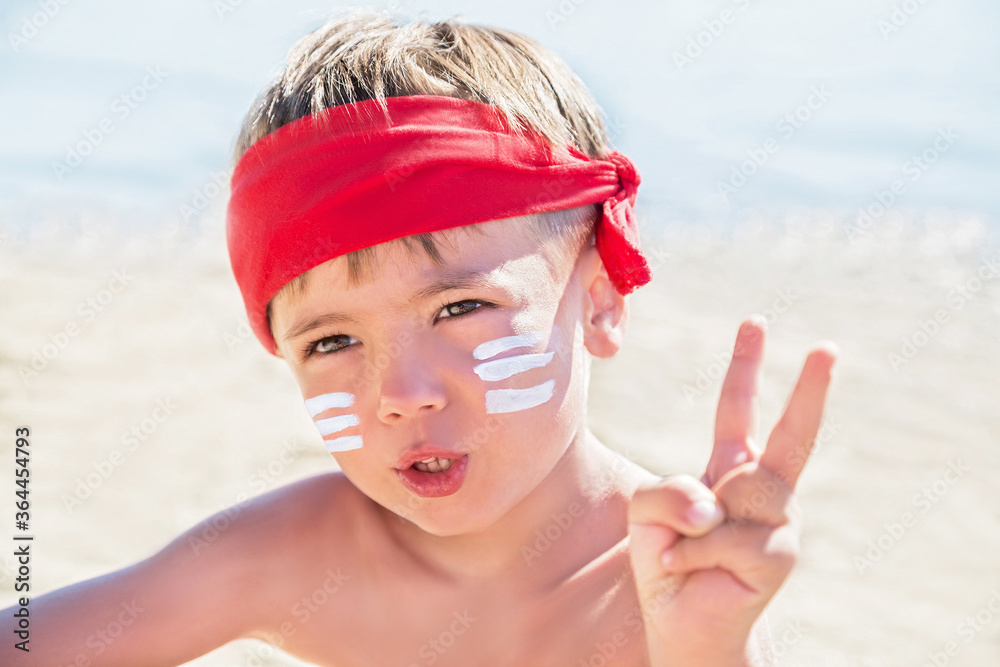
top-left (0, 0), bottom-right (997, 241)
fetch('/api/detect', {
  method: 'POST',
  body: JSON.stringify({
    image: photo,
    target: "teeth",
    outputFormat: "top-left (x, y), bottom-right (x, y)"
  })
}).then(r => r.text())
top-left (412, 457), bottom-right (456, 473)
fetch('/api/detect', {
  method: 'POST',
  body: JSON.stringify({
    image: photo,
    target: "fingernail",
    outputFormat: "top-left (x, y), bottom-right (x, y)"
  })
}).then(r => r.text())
top-left (687, 499), bottom-right (722, 526)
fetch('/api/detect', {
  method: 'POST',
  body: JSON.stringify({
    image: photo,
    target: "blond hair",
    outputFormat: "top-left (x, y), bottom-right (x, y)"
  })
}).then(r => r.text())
top-left (234, 9), bottom-right (614, 316)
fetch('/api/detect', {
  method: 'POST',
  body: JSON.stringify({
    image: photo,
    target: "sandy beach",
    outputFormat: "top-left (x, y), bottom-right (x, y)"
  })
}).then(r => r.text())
top-left (1, 209), bottom-right (998, 665)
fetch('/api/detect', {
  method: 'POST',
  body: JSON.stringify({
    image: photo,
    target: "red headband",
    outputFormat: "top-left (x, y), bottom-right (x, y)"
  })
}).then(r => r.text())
top-left (226, 94), bottom-right (651, 355)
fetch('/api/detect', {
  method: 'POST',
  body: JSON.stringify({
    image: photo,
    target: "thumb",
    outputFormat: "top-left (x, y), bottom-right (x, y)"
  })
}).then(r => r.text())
top-left (627, 475), bottom-right (723, 598)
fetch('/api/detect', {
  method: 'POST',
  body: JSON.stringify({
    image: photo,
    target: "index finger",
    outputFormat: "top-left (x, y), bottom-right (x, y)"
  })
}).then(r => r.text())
top-left (759, 341), bottom-right (838, 491)
top-left (704, 315), bottom-right (767, 487)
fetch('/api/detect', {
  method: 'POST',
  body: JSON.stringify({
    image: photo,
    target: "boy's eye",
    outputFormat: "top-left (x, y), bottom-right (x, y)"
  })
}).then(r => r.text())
top-left (309, 334), bottom-right (357, 357)
top-left (438, 300), bottom-right (486, 319)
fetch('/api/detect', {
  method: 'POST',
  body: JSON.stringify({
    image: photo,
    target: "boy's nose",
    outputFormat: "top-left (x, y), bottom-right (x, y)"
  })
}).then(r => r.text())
top-left (374, 349), bottom-right (448, 423)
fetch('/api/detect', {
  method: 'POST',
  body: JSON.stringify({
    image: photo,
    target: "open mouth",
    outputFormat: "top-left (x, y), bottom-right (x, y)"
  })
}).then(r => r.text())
top-left (411, 456), bottom-right (457, 473)
top-left (397, 454), bottom-right (469, 498)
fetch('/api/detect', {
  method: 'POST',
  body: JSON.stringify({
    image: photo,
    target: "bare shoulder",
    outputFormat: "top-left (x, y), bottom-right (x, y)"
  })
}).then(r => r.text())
top-left (207, 470), bottom-right (361, 538)
top-left (172, 471), bottom-right (374, 624)
top-left (213, 471), bottom-right (391, 652)
top-left (197, 470), bottom-right (371, 568)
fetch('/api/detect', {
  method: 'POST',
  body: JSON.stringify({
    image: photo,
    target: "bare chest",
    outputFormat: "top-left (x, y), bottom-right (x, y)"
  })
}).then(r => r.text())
top-left (276, 560), bottom-right (650, 667)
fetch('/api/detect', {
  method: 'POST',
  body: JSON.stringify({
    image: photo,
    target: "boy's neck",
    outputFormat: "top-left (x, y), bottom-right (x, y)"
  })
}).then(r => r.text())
top-left (376, 428), bottom-right (655, 592)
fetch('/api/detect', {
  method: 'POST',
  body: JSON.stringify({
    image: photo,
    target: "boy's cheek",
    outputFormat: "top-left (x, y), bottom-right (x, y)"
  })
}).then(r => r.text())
top-left (329, 453), bottom-right (418, 517)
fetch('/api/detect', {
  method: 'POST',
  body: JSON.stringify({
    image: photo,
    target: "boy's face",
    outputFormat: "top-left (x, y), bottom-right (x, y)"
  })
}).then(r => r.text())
top-left (269, 216), bottom-right (624, 536)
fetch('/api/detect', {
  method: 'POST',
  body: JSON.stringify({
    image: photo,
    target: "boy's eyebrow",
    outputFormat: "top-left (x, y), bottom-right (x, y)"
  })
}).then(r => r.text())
top-left (281, 270), bottom-right (496, 341)
top-left (282, 312), bottom-right (357, 342)
top-left (405, 270), bottom-right (493, 305)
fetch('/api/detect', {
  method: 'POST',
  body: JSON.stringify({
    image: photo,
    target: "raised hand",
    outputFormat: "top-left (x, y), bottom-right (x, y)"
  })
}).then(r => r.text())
top-left (628, 316), bottom-right (837, 666)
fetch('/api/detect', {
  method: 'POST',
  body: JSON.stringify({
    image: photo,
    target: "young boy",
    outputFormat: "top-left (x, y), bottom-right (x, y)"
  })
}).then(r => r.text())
top-left (4, 9), bottom-right (836, 666)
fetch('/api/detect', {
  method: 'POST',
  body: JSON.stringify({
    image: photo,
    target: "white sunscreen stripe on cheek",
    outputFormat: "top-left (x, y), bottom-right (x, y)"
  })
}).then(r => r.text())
top-left (485, 379), bottom-right (555, 414)
top-left (315, 413), bottom-right (360, 436)
top-left (304, 392), bottom-right (354, 417)
top-left (324, 435), bottom-right (363, 453)
top-left (474, 352), bottom-right (554, 382)
top-left (473, 331), bottom-right (546, 361)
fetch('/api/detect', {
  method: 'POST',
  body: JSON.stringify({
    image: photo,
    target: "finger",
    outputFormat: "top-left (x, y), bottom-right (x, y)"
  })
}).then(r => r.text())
top-left (660, 521), bottom-right (800, 597)
top-left (627, 521), bottom-right (683, 599)
top-left (759, 342), bottom-right (838, 491)
top-left (705, 316), bottom-right (767, 487)
top-left (628, 475), bottom-right (725, 602)
top-left (712, 462), bottom-right (801, 528)
top-left (628, 474), bottom-right (726, 537)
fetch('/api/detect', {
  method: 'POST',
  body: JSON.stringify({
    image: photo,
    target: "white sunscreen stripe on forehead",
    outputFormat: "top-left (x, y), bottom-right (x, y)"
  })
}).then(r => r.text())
top-left (315, 414), bottom-right (360, 436)
top-left (474, 352), bottom-right (554, 382)
top-left (324, 435), bottom-right (363, 453)
top-left (485, 379), bottom-right (555, 414)
top-left (473, 331), bottom-right (546, 361)
top-left (304, 392), bottom-right (354, 417)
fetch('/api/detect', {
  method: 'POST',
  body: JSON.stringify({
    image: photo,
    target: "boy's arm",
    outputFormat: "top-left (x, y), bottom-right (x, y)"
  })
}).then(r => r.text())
top-left (2, 538), bottom-right (249, 666)
top-left (1, 474), bottom-right (333, 666)
top-left (628, 318), bottom-right (836, 666)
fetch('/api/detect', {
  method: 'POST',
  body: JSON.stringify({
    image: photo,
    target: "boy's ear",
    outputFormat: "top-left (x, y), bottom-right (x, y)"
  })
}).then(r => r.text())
top-left (577, 244), bottom-right (628, 358)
